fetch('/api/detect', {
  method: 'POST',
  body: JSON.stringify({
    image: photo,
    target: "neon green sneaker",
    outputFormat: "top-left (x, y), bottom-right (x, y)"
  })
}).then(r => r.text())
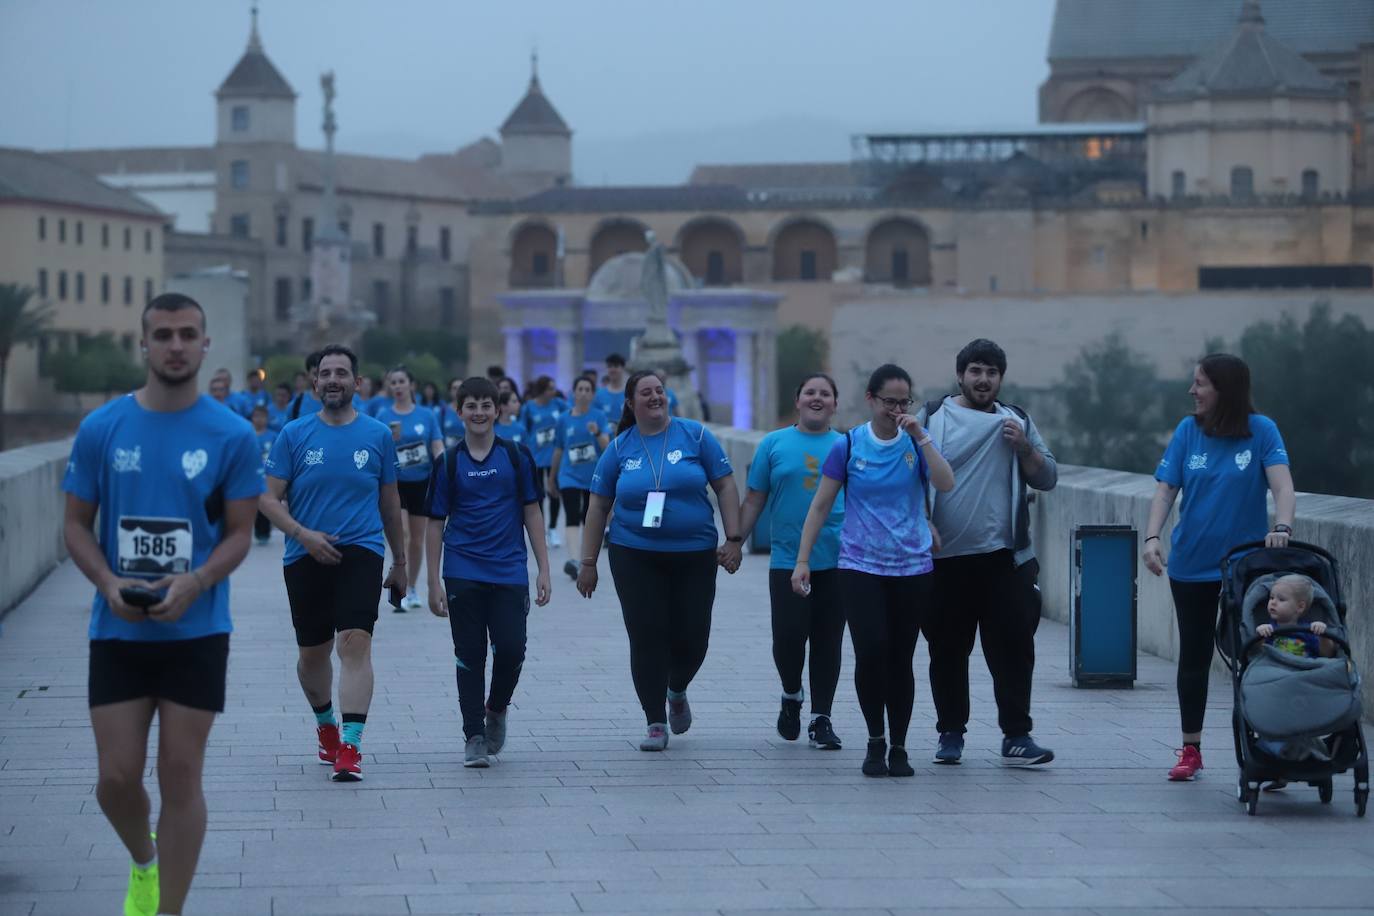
top-left (124, 834), bottom-right (158, 916)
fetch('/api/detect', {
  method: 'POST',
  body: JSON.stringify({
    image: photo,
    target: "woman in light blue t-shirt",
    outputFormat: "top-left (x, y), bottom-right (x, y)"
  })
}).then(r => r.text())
top-left (738, 373), bottom-right (846, 751)
top-left (1142, 354), bottom-right (1294, 783)
top-left (794, 364), bottom-right (954, 778)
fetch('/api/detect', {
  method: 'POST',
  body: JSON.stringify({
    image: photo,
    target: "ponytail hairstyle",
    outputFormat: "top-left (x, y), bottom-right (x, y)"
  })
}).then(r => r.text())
top-left (618, 369), bottom-right (666, 433)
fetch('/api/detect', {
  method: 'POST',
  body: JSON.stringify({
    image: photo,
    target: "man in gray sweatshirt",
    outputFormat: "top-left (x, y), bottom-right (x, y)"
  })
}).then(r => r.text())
top-left (916, 339), bottom-right (1058, 766)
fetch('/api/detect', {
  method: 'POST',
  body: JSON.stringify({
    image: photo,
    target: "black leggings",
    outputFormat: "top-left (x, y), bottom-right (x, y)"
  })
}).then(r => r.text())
top-left (1170, 578), bottom-right (1222, 735)
top-left (608, 544), bottom-right (718, 725)
top-left (543, 476), bottom-right (561, 528)
top-left (840, 569), bottom-right (932, 747)
top-left (769, 568), bottom-right (845, 716)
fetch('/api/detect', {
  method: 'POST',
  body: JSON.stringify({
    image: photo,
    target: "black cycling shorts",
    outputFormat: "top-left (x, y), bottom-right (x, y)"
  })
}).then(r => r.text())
top-left (283, 545), bottom-right (384, 646)
top-left (89, 633), bottom-right (230, 712)
top-left (559, 487), bottom-right (590, 526)
top-left (397, 479), bottom-right (431, 516)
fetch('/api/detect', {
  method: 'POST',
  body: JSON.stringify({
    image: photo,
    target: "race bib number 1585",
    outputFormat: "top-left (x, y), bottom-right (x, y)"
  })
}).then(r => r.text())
top-left (117, 516), bottom-right (193, 576)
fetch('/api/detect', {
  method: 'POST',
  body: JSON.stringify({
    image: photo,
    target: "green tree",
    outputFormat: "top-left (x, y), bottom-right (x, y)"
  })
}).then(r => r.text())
top-left (1053, 332), bottom-right (1176, 474)
top-left (48, 334), bottom-right (143, 399)
top-left (263, 353), bottom-right (306, 389)
top-left (775, 325), bottom-right (829, 419)
top-left (0, 283), bottom-right (54, 451)
top-left (1235, 303), bottom-right (1374, 498)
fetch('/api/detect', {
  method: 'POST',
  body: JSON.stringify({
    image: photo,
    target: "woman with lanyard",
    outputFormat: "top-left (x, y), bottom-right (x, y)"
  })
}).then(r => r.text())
top-left (495, 390), bottom-right (527, 445)
top-left (576, 369), bottom-right (743, 751)
top-left (737, 373), bottom-right (846, 750)
top-left (522, 376), bottom-right (568, 548)
top-left (436, 377), bottom-right (466, 449)
top-left (793, 364), bottom-right (954, 777)
top-left (1143, 353), bottom-right (1294, 782)
top-left (375, 366), bottom-right (443, 612)
top-left (550, 376), bottom-right (610, 580)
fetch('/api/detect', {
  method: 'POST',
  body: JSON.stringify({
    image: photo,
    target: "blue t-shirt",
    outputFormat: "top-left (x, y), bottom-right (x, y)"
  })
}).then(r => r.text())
top-left (1155, 415), bottom-right (1289, 582)
top-left (434, 403), bottom-right (466, 449)
top-left (821, 423), bottom-right (933, 578)
top-left (62, 394), bottom-right (265, 641)
top-left (254, 428), bottom-right (276, 465)
top-left (496, 418), bottom-right (527, 446)
top-left (590, 418), bottom-right (733, 552)
top-left (427, 439), bottom-right (540, 586)
top-left (375, 404), bottom-right (443, 483)
top-left (555, 408), bottom-right (610, 490)
top-left (237, 388), bottom-right (270, 418)
top-left (364, 395), bottom-right (391, 418)
top-left (523, 398), bottom-right (568, 467)
top-left (593, 386), bottom-right (625, 424)
top-left (266, 413), bottom-right (398, 565)
top-left (747, 426), bottom-right (844, 571)
top-left (267, 403), bottom-right (290, 433)
top-left (1267, 626), bottom-right (1322, 658)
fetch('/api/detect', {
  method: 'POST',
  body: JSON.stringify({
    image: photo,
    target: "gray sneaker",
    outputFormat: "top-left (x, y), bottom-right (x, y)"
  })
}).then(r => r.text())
top-left (463, 735), bottom-right (490, 768)
top-left (667, 693), bottom-right (692, 735)
top-left (484, 707), bottom-right (507, 755)
top-left (639, 723), bottom-right (669, 751)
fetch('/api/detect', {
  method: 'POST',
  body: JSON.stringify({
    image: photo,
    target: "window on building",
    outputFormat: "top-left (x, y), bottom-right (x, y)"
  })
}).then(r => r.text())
top-left (145, 279), bottom-right (154, 303)
top-left (705, 251), bottom-right (726, 286)
top-left (1230, 166), bottom-right (1254, 199)
top-left (144, 228), bottom-right (152, 252)
top-left (439, 226), bottom-right (451, 262)
top-left (231, 160), bottom-right (249, 190)
top-left (76, 221), bottom-right (83, 245)
top-left (372, 223), bottom-right (385, 258)
top-left (58, 271), bottom-right (68, 300)
top-left (229, 214), bottom-right (250, 238)
top-left (1140, 221), bottom-right (1150, 240)
top-left (123, 226), bottom-right (131, 250)
top-left (301, 277), bottom-right (312, 302)
top-left (531, 252), bottom-right (550, 277)
top-left (372, 280), bottom-right (390, 321)
top-left (38, 216), bottom-right (45, 241)
top-left (231, 105), bottom-right (249, 132)
top-left (1171, 170), bottom-right (1186, 199)
top-left (799, 250), bottom-right (817, 281)
top-left (439, 286), bottom-right (456, 326)
top-left (338, 220), bottom-right (350, 238)
top-left (123, 276), bottom-right (133, 305)
top-left (274, 277), bottom-right (292, 321)
top-left (75, 272), bottom-right (85, 302)
top-left (101, 274), bottom-right (110, 304)
top-left (302, 217), bottom-right (314, 252)
top-left (1301, 169), bottom-right (1319, 199)
top-left (58, 219), bottom-right (66, 243)
top-left (275, 213), bottom-right (288, 247)
top-left (891, 249), bottom-right (910, 284)
top-left (101, 223), bottom-right (109, 248)
top-left (406, 225), bottom-right (418, 256)
top-left (37, 269), bottom-right (48, 297)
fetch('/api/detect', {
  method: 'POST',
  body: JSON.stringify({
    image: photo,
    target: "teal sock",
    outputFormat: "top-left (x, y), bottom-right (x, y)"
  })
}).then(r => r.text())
top-left (667, 688), bottom-right (687, 700)
top-left (312, 702), bottom-right (336, 728)
top-left (782, 689), bottom-right (804, 702)
top-left (340, 715), bottom-right (365, 747)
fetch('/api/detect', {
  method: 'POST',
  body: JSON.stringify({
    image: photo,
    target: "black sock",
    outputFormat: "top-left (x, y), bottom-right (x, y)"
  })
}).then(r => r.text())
top-left (1184, 741), bottom-right (1201, 750)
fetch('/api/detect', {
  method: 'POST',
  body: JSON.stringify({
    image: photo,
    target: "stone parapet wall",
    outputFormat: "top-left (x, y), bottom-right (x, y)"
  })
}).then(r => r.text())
top-left (0, 439), bottom-right (72, 618)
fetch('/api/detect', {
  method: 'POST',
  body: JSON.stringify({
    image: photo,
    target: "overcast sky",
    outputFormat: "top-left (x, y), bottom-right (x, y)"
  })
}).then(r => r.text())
top-left (0, 0), bottom-right (1056, 184)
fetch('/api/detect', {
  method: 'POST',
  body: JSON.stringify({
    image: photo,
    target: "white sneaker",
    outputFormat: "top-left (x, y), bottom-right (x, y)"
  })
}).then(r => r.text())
top-left (403, 593), bottom-right (423, 612)
top-left (548, 530), bottom-right (562, 548)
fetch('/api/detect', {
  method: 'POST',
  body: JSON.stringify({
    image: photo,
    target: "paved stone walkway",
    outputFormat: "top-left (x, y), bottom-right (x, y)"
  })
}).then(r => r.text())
top-left (1, 535), bottom-right (1370, 915)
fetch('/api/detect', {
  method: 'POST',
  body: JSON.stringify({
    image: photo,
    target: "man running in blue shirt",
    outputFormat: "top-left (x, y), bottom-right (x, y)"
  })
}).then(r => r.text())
top-left (63, 292), bottom-right (265, 916)
top-left (425, 377), bottom-right (552, 768)
top-left (260, 344), bottom-right (408, 783)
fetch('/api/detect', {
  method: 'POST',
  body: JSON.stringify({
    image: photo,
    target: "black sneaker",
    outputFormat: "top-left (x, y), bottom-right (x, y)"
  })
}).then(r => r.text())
top-left (1002, 734), bottom-right (1054, 766)
top-left (934, 732), bottom-right (964, 765)
top-left (562, 559), bottom-right (579, 580)
top-left (777, 698), bottom-right (802, 741)
top-left (862, 738), bottom-right (889, 777)
top-left (888, 746), bottom-right (915, 777)
top-left (807, 715), bottom-right (841, 750)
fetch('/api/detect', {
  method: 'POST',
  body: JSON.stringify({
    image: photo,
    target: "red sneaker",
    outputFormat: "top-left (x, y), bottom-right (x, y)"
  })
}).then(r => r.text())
top-left (1168, 746), bottom-right (1203, 781)
top-left (317, 724), bottom-right (341, 765)
top-left (331, 742), bottom-right (362, 782)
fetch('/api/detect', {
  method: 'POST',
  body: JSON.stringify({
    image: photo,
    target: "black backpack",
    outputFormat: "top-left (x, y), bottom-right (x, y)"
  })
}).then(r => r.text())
top-left (840, 425), bottom-right (932, 518)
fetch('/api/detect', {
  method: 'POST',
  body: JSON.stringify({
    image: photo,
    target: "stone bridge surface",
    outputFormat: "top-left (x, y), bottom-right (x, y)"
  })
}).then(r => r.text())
top-left (1, 536), bottom-right (1371, 915)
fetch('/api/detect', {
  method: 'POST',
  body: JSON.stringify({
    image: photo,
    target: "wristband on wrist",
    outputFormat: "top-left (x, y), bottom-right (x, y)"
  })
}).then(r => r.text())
top-left (726, 535), bottom-right (743, 543)
top-left (1272, 524), bottom-right (1292, 534)
top-left (581, 559), bottom-right (597, 567)
top-left (1144, 535), bottom-right (1159, 544)
top-left (916, 435), bottom-right (932, 447)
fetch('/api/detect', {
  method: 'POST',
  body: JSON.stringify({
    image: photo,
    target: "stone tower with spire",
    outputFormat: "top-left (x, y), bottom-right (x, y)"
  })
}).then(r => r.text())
top-left (215, 4), bottom-right (297, 147)
top-left (499, 52), bottom-right (573, 186)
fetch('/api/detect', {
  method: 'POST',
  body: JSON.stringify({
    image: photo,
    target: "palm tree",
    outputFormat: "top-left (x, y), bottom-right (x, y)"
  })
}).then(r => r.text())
top-left (0, 283), bottom-right (54, 452)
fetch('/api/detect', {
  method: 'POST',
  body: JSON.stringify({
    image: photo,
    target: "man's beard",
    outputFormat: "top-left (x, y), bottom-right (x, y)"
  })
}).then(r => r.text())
top-left (150, 365), bottom-right (197, 387)
top-left (959, 380), bottom-right (998, 409)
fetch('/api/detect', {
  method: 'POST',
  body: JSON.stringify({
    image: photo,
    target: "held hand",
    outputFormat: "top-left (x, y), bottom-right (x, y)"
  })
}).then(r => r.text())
top-left (1257, 623), bottom-right (1274, 637)
top-left (576, 563), bottom-right (598, 599)
top-left (1143, 540), bottom-right (1167, 577)
top-left (1002, 418), bottom-right (1030, 456)
top-left (535, 569), bottom-right (552, 606)
top-left (427, 584), bottom-right (448, 618)
top-left (1265, 530), bottom-right (1291, 548)
top-left (1311, 621), bottom-right (1327, 635)
top-left (790, 562), bottom-right (811, 597)
top-left (895, 414), bottom-right (925, 440)
top-left (717, 541), bottom-right (742, 574)
top-left (101, 577), bottom-right (155, 623)
top-left (300, 529), bottom-right (343, 565)
top-left (145, 573), bottom-right (203, 623)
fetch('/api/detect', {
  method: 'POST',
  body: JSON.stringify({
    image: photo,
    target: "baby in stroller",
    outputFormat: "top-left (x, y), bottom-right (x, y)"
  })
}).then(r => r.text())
top-left (1252, 574), bottom-right (1338, 767)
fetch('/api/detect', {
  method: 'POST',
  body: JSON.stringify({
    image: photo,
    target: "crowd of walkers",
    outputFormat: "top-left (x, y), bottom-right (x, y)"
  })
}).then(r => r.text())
top-left (61, 291), bottom-right (1294, 915)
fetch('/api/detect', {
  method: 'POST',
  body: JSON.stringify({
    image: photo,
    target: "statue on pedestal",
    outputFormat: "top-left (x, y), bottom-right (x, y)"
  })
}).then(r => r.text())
top-left (631, 231), bottom-right (701, 419)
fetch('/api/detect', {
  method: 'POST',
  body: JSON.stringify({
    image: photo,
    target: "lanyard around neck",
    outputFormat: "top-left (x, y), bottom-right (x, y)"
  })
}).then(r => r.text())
top-left (637, 419), bottom-right (673, 490)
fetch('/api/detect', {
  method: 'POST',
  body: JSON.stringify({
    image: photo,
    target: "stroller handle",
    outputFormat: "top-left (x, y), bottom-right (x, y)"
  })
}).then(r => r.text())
top-left (1221, 540), bottom-right (1337, 565)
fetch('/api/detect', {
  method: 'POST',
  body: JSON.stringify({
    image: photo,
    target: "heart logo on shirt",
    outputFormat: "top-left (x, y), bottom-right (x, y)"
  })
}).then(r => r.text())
top-left (855, 458), bottom-right (867, 471)
top-left (413, 423), bottom-right (425, 436)
top-left (1235, 450), bottom-right (1252, 471)
top-left (181, 449), bottom-right (208, 480)
top-left (667, 449), bottom-right (683, 465)
top-left (353, 450), bottom-right (369, 470)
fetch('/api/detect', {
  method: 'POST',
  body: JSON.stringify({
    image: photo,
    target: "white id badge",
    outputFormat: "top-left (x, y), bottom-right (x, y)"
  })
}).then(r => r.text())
top-left (642, 490), bottom-right (666, 528)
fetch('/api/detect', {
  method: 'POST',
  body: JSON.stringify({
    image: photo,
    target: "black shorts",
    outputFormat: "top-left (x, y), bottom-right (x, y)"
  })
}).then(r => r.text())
top-left (397, 479), bottom-right (431, 516)
top-left (283, 545), bottom-right (384, 646)
top-left (89, 634), bottom-right (230, 712)
top-left (559, 487), bottom-right (590, 525)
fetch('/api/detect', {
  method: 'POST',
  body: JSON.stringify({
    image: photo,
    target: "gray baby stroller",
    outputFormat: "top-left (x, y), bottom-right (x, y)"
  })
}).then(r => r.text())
top-left (1217, 541), bottom-right (1368, 817)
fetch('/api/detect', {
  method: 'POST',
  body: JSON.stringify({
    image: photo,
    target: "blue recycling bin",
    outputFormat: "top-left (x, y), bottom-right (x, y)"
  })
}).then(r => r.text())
top-left (1071, 525), bottom-right (1137, 688)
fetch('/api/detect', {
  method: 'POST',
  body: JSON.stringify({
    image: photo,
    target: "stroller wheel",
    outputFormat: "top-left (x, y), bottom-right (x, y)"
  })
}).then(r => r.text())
top-left (1357, 787), bottom-right (1368, 818)
top-left (1235, 779), bottom-right (1246, 803)
top-left (1246, 784), bottom-right (1261, 816)
top-left (1318, 780), bottom-right (1333, 804)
